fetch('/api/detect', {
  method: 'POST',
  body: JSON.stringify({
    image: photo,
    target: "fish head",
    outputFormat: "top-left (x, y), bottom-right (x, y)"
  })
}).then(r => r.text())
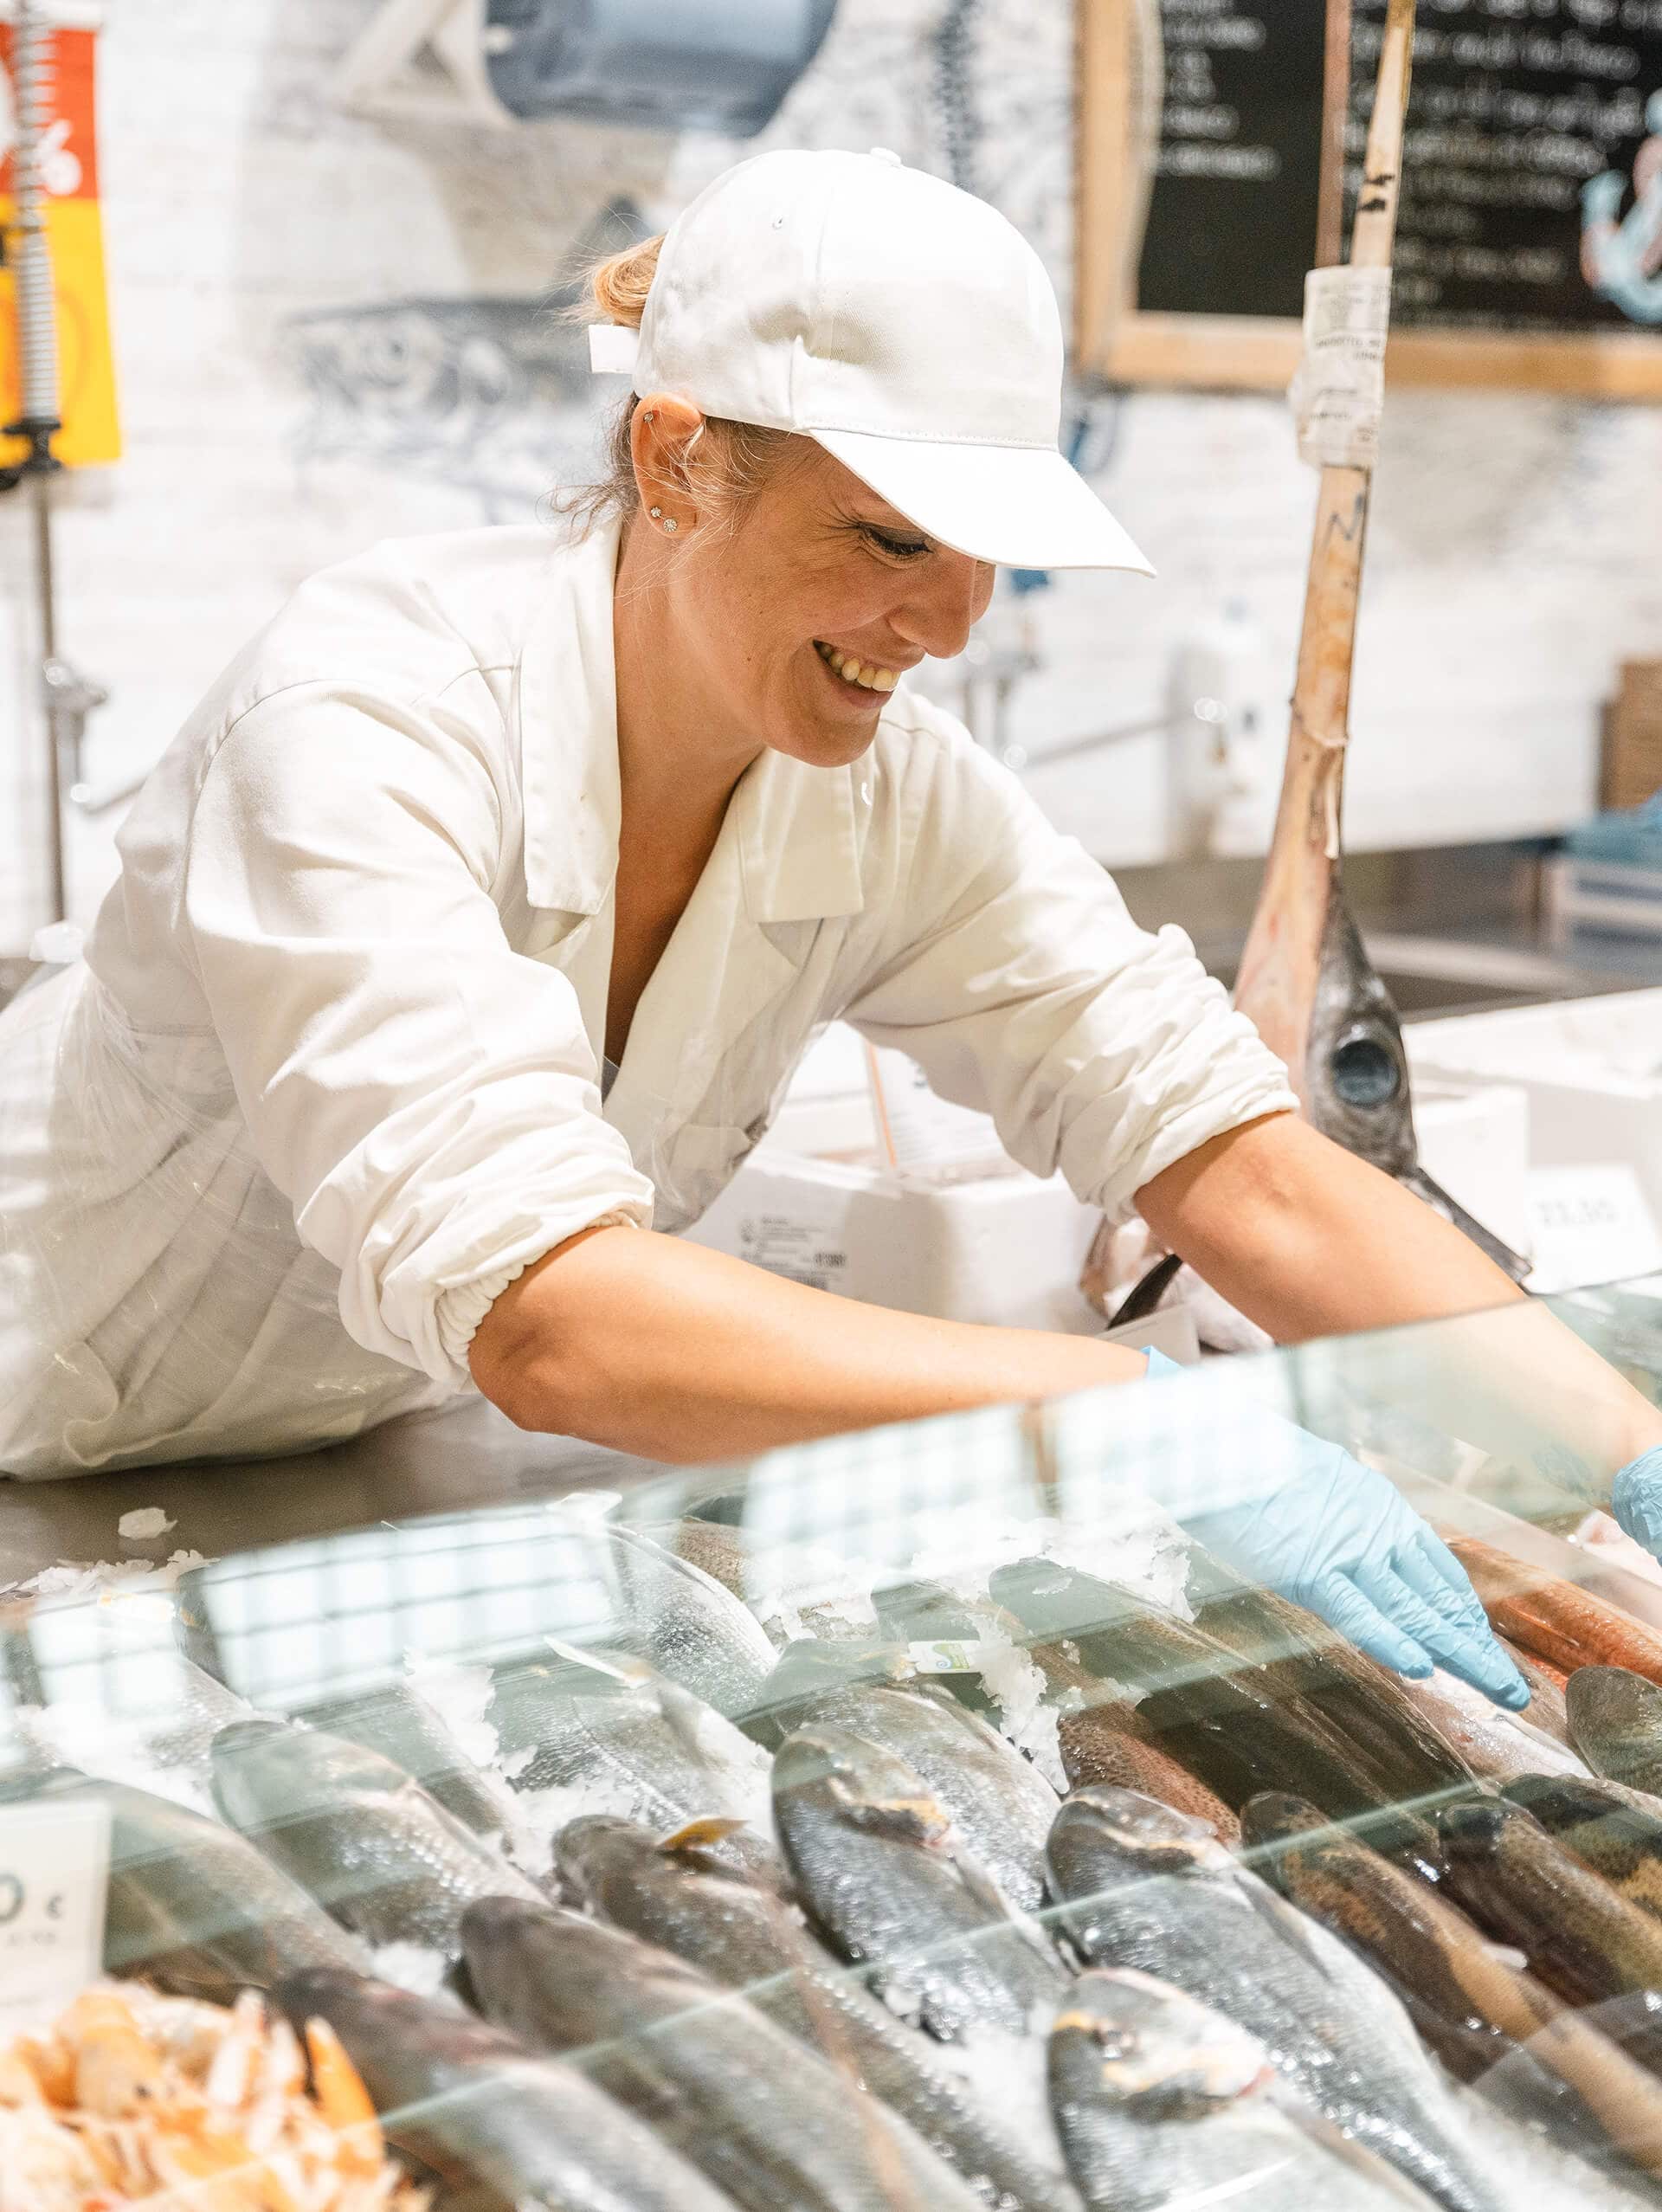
top-left (553, 1813), bottom-right (656, 1900)
top-left (1053, 1969), bottom-right (1271, 2118)
top-left (1304, 895), bottom-right (1417, 1176)
top-left (1055, 1786), bottom-right (1224, 1877)
top-left (209, 1716), bottom-right (412, 1828)
top-left (1437, 1796), bottom-right (1521, 1866)
top-left (1568, 1665), bottom-right (1662, 1760)
top-left (772, 1724), bottom-right (956, 1849)
top-left (1236, 1791), bottom-right (1334, 1865)
top-left (1501, 1773), bottom-right (1618, 1828)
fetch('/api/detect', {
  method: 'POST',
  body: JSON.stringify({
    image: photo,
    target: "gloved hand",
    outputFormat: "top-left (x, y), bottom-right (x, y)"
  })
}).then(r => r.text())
top-left (1613, 1444), bottom-right (1662, 1556)
top-left (1142, 1349), bottom-right (1530, 1710)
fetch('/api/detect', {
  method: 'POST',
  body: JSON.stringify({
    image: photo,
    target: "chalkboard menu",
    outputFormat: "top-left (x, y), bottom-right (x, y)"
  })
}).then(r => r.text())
top-left (1076, 0), bottom-right (1662, 394)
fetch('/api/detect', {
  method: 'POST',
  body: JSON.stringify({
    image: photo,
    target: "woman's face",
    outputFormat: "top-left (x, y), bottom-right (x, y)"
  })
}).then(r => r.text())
top-left (635, 405), bottom-right (997, 771)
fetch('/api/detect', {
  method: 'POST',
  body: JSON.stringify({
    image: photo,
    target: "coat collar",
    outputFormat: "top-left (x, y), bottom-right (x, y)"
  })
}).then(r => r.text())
top-left (518, 519), bottom-right (867, 925)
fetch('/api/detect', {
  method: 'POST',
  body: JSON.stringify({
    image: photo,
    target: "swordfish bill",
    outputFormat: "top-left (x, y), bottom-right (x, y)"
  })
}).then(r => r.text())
top-left (1229, 0), bottom-right (1527, 1280)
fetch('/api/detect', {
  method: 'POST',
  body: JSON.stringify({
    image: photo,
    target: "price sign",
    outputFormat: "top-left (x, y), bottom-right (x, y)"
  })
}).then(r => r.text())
top-left (0, 1794), bottom-right (110, 2035)
top-left (1527, 1162), bottom-right (1662, 1293)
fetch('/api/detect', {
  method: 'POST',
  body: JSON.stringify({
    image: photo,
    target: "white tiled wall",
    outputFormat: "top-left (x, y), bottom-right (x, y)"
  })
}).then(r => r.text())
top-left (3, 0), bottom-right (1660, 951)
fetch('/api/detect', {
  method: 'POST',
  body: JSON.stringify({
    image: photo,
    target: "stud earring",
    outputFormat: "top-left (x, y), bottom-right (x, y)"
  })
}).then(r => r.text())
top-left (663, 518), bottom-right (678, 532)
top-left (649, 506), bottom-right (662, 518)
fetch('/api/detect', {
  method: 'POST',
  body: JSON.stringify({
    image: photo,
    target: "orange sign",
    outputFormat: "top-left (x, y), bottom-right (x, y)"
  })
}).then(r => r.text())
top-left (0, 8), bottom-right (120, 469)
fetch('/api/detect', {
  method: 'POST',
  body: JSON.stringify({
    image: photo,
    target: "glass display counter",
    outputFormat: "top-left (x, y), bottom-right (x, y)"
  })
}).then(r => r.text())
top-left (6, 1282), bottom-right (1662, 2209)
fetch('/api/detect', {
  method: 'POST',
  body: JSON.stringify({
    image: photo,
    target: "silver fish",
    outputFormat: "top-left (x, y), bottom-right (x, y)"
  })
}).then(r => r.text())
top-left (1045, 1786), bottom-right (1502, 2212)
top-left (0, 1762), bottom-right (372, 2003)
top-left (488, 1646), bottom-right (778, 1885)
top-left (1399, 1668), bottom-right (1592, 1784)
top-left (280, 1967), bottom-right (740, 2212)
top-left (1050, 1967), bottom-right (1433, 2212)
top-left (557, 1812), bottom-right (1083, 2212)
top-left (209, 1716), bottom-right (539, 1962)
top-left (461, 1893), bottom-right (995, 2212)
top-left (772, 1721), bottom-right (1067, 2042)
top-left (293, 1679), bottom-right (516, 1843)
top-left (797, 1679), bottom-right (1061, 1914)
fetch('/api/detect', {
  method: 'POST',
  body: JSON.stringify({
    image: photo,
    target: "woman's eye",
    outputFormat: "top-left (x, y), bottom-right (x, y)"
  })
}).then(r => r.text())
top-left (864, 526), bottom-right (930, 560)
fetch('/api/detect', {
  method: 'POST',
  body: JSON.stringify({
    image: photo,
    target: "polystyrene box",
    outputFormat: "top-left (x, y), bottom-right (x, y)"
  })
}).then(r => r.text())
top-left (684, 1150), bottom-right (1104, 1336)
top-left (1413, 1080), bottom-right (1533, 1262)
top-left (1409, 992), bottom-right (1662, 1218)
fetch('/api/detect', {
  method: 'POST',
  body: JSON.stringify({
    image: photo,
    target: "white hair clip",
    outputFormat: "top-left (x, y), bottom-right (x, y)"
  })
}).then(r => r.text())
top-left (588, 324), bottom-right (641, 375)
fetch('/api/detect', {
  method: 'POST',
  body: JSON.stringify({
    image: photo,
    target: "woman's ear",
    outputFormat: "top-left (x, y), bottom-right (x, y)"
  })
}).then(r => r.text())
top-left (632, 394), bottom-right (706, 528)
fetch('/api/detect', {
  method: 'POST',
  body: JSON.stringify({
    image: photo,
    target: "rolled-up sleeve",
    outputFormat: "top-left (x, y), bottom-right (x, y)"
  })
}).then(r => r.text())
top-left (844, 726), bottom-right (1298, 1224)
top-left (183, 679), bottom-right (654, 1388)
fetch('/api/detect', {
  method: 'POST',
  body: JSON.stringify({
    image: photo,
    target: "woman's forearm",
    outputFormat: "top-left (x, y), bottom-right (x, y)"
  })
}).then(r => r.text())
top-left (468, 1223), bottom-right (1149, 1461)
top-left (1139, 1113), bottom-right (1662, 1491)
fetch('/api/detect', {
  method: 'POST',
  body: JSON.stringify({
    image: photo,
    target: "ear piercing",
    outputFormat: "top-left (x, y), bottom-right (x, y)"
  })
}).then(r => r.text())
top-left (649, 506), bottom-right (661, 518)
top-left (663, 518), bottom-right (678, 532)
top-left (648, 506), bottom-right (679, 532)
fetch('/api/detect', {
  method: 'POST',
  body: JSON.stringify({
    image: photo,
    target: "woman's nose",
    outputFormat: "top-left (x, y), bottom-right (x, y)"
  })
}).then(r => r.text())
top-left (892, 552), bottom-right (997, 661)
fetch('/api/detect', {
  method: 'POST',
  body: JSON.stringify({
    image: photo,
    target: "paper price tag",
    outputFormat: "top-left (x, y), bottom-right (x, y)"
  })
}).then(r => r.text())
top-left (1526, 1164), bottom-right (1662, 1296)
top-left (1290, 266), bottom-right (1393, 472)
top-left (0, 1796), bottom-right (111, 2036)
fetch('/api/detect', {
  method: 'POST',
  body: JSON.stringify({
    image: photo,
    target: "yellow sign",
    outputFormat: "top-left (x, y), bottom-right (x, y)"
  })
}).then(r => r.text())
top-left (1, 11), bottom-right (120, 468)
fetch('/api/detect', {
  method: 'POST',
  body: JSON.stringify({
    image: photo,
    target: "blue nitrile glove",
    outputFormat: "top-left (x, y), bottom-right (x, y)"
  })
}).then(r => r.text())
top-left (1141, 1349), bottom-right (1530, 1710)
top-left (1613, 1445), bottom-right (1662, 1556)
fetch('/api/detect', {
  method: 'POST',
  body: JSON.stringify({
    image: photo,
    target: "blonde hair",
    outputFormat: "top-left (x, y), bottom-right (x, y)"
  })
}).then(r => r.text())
top-left (557, 234), bottom-right (797, 538)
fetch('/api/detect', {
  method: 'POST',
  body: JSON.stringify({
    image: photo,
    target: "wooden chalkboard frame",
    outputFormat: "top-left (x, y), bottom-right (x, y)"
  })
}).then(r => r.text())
top-left (1074, 0), bottom-right (1662, 399)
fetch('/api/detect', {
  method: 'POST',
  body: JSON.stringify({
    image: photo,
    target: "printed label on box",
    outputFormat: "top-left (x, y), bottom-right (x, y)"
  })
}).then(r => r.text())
top-left (0, 1795), bottom-right (110, 2035)
top-left (734, 1207), bottom-right (851, 1293)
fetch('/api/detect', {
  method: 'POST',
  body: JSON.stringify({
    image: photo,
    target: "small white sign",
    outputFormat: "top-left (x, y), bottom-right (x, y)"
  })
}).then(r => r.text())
top-left (0, 1796), bottom-right (111, 2036)
top-left (1526, 1163), bottom-right (1662, 1296)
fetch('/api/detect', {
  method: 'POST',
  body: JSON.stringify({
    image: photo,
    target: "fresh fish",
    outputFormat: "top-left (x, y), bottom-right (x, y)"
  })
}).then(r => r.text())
top-left (209, 1715), bottom-right (540, 1961)
top-left (1053, 1687), bottom-right (1242, 1845)
top-left (1396, 1667), bottom-right (1591, 1784)
top-left (1194, 1579), bottom-right (1477, 1805)
top-left (488, 1646), bottom-right (777, 1884)
top-left (1570, 1666), bottom-right (1662, 1791)
top-left (1437, 1796), bottom-right (1662, 2011)
top-left (1049, 1966), bottom-right (1433, 2211)
top-left (659, 1517), bottom-right (880, 1650)
top-left (293, 1679), bottom-right (515, 1842)
top-left (1505, 1773), bottom-right (1662, 1925)
top-left (605, 1522), bottom-right (780, 1715)
top-left (555, 1813), bottom-right (1083, 2212)
top-left (990, 1557), bottom-right (1431, 1858)
top-left (1451, 1538), bottom-right (1662, 1686)
top-left (796, 1680), bottom-right (1061, 1914)
top-left (746, 1637), bottom-right (917, 1746)
top-left (1045, 1784), bottom-right (1503, 2212)
top-left (0, 1762), bottom-right (372, 2002)
top-left (1243, 1790), bottom-right (1662, 2176)
top-left (772, 1721), bottom-right (1067, 2041)
top-left (279, 1968), bottom-right (740, 2212)
top-left (461, 1893), bottom-right (995, 2212)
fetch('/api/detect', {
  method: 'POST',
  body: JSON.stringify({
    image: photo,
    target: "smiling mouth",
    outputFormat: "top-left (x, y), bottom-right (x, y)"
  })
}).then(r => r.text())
top-left (815, 640), bottom-right (899, 693)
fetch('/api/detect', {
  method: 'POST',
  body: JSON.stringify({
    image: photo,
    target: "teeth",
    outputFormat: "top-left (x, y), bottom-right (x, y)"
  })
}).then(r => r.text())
top-left (816, 641), bottom-right (899, 693)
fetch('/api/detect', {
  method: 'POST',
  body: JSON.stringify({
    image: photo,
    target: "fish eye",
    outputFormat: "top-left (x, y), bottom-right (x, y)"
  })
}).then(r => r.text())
top-left (1330, 1033), bottom-right (1401, 1108)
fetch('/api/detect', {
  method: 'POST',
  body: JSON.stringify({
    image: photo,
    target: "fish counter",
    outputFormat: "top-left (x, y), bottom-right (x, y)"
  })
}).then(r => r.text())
top-left (9, 1296), bottom-right (1662, 2209)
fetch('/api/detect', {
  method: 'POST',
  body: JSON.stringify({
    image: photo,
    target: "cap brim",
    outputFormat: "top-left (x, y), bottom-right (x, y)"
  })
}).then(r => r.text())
top-left (812, 428), bottom-right (1155, 574)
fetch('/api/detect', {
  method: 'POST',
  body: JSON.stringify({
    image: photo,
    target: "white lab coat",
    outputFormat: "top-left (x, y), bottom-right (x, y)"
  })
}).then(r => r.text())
top-left (0, 519), bottom-right (1295, 1478)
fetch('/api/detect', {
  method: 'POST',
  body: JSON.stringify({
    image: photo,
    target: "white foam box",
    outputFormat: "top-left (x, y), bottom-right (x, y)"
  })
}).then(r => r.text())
top-left (684, 1148), bottom-right (1105, 1336)
top-left (1409, 991), bottom-right (1662, 1219)
top-left (1412, 1080), bottom-right (1533, 1261)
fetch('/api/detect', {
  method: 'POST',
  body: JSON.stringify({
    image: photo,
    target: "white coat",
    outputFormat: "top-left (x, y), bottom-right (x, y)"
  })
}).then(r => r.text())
top-left (0, 519), bottom-right (1295, 1477)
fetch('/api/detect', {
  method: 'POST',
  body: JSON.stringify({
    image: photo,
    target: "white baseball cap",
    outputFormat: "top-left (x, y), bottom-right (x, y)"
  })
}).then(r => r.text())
top-left (589, 147), bottom-right (1152, 576)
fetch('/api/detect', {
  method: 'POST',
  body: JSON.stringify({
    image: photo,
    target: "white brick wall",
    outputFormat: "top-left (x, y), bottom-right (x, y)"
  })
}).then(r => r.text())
top-left (3, 0), bottom-right (1659, 951)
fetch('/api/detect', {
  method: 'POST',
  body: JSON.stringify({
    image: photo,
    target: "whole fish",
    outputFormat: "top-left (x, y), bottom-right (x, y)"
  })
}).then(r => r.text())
top-left (0, 1763), bottom-right (372, 2002)
top-left (279, 1968), bottom-right (740, 2212)
top-left (606, 1522), bottom-right (779, 1715)
top-left (1049, 1965), bottom-right (1438, 2212)
top-left (1437, 1796), bottom-right (1662, 2011)
top-left (1243, 1790), bottom-right (1662, 2177)
top-left (1450, 1538), bottom-right (1662, 1686)
top-left (1054, 1691), bottom-right (1242, 1846)
top-left (461, 1893), bottom-right (995, 2212)
top-left (556, 1812), bottom-right (1083, 2212)
top-left (661, 1516), bottom-right (881, 1652)
top-left (1505, 1772), bottom-right (1662, 1923)
top-left (293, 1679), bottom-right (515, 1842)
top-left (1045, 1784), bottom-right (1502, 2212)
top-left (990, 1557), bottom-right (1429, 1857)
top-left (772, 1722), bottom-right (1067, 2041)
top-left (1397, 1667), bottom-right (1591, 1785)
top-left (209, 1716), bottom-right (540, 1961)
top-left (1194, 1579), bottom-right (1476, 1806)
top-left (1569, 1666), bottom-right (1662, 1793)
top-left (797, 1680), bottom-right (1061, 1914)
top-left (488, 1647), bottom-right (777, 1885)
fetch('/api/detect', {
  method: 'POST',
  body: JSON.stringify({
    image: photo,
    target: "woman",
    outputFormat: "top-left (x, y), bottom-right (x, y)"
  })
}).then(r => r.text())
top-left (3, 149), bottom-right (1657, 1702)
